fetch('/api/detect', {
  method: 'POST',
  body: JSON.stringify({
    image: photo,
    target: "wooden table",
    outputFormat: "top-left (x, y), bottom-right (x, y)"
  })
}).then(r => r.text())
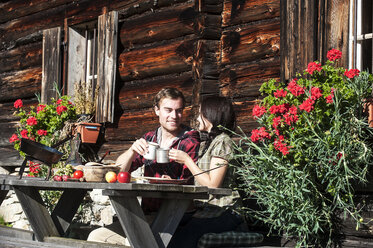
top-left (0, 175), bottom-right (231, 248)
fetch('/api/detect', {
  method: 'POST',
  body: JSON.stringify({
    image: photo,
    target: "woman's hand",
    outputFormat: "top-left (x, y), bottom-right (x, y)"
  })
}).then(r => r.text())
top-left (169, 149), bottom-right (192, 165)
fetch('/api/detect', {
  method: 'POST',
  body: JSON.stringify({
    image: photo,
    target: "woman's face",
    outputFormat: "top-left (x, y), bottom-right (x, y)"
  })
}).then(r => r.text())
top-left (197, 112), bottom-right (212, 132)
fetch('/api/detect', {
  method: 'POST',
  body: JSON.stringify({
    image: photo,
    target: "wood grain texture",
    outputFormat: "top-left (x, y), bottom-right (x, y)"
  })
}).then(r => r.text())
top-left (221, 21), bottom-right (280, 65)
top-left (222, 0), bottom-right (280, 27)
top-left (0, 67), bottom-right (41, 101)
top-left (41, 27), bottom-right (61, 104)
top-left (151, 199), bottom-right (190, 247)
top-left (13, 186), bottom-right (60, 241)
top-left (118, 72), bottom-right (195, 111)
top-left (96, 11), bottom-right (118, 123)
top-left (119, 4), bottom-right (196, 49)
top-left (51, 189), bottom-right (87, 236)
top-left (0, 41), bottom-right (42, 74)
top-left (219, 57), bottom-right (281, 98)
top-left (118, 37), bottom-right (195, 81)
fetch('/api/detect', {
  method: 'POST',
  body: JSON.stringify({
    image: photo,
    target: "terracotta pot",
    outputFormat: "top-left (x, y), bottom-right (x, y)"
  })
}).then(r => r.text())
top-left (77, 123), bottom-right (102, 143)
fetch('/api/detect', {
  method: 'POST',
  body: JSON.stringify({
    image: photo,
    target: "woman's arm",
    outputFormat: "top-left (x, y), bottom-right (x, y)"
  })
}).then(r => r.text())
top-left (169, 149), bottom-right (228, 188)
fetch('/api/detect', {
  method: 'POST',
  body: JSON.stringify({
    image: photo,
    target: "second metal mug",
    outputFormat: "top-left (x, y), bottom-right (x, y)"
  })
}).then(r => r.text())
top-left (156, 148), bottom-right (170, 163)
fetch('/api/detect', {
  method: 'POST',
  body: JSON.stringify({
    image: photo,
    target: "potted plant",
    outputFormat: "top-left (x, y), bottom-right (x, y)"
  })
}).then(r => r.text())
top-left (9, 94), bottom-right (77, 177)
top-left (73, 81), bottom-right (101, 144)
top-left (232, 49), bottom-right (373, 247)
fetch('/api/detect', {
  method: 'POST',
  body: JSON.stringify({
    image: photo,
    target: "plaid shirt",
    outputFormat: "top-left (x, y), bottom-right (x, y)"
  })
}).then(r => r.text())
top-left (129, 125), bottom-right (200, 212)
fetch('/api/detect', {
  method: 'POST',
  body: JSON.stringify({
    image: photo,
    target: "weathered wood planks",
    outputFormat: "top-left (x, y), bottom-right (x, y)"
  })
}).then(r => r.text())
top-left (0, 0), bottom-right (282, 168)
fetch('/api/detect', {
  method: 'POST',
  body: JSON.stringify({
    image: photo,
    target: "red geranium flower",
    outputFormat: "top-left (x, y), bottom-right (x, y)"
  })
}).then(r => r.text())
top-left (9, 134), bottom-right (19, 143)
top-left (250, 127), bottom-right (270, 142)
top-left (299, 98), bottom-right (315, 112)
top-left (287, 79), bottom-right (305, 97)
top-left (56, 105), bottom-right (67, 115)
top-left (56, 99), bottom-right (63, 105)
top-left (344, 69), bottom-right (360, 79)
top-left (310, 87), bottom-right (323, 100)
top-left (274, 89), bottom-right (287, 98)
top-left (20, 129), bottom-right (28, 138)
top-left (272, 116), bottom-right (282, 129)
top-left (26, 116), bottom-right (37, 126)
top-left (37, 104), bottom-right (46, 113)
top-left (14, 99), bottom-right (23, 109)
top-left (306, 62), bottom-right (322, 75)
top-left (327, 49), bottom-right (342, 61)
top-left (37, 129), bottom-right (48, 136)
top-left (274, 135), bottom-right (290, 156)
top-left (252, 105), bottom-right (266, 118)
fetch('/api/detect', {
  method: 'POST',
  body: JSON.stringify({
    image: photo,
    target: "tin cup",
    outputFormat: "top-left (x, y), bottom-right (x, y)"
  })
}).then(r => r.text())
top-left (143, 142), bottom-right (159, 160)
top-left (156, 148), bottom-right (170, 163)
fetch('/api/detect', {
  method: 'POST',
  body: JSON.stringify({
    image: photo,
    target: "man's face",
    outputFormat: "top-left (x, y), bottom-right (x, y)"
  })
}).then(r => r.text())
top-left (155, 97), bottom-right (184, 134)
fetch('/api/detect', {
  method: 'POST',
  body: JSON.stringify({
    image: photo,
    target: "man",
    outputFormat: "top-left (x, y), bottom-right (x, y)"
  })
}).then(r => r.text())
top-left (117, 87), bottom-right (200, 186)
top-left (87, 87), bottom-right (200, 245)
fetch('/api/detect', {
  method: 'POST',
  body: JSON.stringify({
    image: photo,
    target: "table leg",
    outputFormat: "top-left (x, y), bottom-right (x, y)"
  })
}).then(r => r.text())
top-left (13, 186), bottom-right (60, 241)
top-left (0, 189), bottom-right (9, 206)
top-left (51, 189), bottom-right (87, 236)
top-left (109, 195), bottom-right (159, 248)
top-left (151, 199), bottom-right (191, 248)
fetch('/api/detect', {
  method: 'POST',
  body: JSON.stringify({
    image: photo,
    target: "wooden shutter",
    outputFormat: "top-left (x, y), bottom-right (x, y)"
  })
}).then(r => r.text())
top-left (41, 27), bottom-right (61, 104)
top-left (67, 27), bottom-right (87, 97)
top-left (96, 11), bottom-right (118, 123)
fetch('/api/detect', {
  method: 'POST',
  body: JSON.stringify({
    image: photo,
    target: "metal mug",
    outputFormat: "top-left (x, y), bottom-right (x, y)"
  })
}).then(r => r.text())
top-left (143, 142), bottom-right (159, 160)
top-left (156, 148), bottom-right (170, 163)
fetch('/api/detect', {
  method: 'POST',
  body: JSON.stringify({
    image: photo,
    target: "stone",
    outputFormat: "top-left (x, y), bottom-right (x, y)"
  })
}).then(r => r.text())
top-left (0, 204), bottom-right (23, 222)
top-left (89, 189), bottom-right (109, 204)
top-left (100, 206), bottom-right (114, 225)
top-left (12, 219), bottom-right (30, 230)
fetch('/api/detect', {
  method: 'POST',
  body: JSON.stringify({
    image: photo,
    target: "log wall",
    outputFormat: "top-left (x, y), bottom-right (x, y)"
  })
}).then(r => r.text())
top-left (0, 0), bottom-right (280, 166)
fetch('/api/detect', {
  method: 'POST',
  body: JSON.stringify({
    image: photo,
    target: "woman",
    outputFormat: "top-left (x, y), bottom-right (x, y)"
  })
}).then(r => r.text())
top-left (168, 96), bottom-right (243, 248)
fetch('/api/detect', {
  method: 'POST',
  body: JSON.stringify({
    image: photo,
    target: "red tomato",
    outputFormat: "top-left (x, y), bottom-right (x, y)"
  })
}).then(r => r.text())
top-left (73, 170), bottom-right (84, 179)
top-left (117, 172), bottom-right (131, 183)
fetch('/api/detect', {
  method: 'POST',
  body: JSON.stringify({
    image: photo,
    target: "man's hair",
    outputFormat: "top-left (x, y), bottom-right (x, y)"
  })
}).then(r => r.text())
top-left (153, 88), bottom-right (186, 108)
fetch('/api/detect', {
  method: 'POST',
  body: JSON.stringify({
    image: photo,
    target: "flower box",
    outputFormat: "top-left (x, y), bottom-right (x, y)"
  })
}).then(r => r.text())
top-left (77, 123), bottom-right (101, 143)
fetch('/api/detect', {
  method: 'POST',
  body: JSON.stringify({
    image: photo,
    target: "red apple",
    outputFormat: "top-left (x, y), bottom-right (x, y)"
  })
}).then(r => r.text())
top-left (105, 171), bottom-right (117, 183)
top-left (117, 171), bottom-right (131, 183)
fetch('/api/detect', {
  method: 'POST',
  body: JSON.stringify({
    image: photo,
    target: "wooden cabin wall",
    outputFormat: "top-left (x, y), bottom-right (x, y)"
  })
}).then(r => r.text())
top-left (218, 0), bottom-right (281, 133)
top-left (0, 0), bottom-right (281, 165)
top-left (281, 0), bottom-right (350, 82)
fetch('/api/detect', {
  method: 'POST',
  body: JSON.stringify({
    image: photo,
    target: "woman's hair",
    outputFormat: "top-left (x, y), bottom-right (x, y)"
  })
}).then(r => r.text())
top-left (200, 96), bottom-right (236, 135)
top-left (153, 88), bottom-right (186, 108)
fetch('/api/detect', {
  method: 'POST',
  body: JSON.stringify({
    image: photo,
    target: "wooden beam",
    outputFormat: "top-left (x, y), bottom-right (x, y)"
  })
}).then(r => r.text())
top-left (119, 4), bottom-right (195, 49)
top-left (118, 38), bottom-right (195, 81)
top-left (0, 68), bottom-right (41, 101)
top-left (221, 21), bottom-right (280, 66)
top-left (118, 72), bottom-right (194, 111)
top-left (222, 0), bottom-right (280, 27)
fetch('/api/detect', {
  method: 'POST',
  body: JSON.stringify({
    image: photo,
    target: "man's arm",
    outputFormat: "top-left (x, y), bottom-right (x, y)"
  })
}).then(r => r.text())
top-left (116, 138), bottom-right (149, 172)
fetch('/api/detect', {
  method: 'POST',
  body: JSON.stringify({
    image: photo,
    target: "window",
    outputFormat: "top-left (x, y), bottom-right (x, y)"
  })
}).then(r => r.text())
top-left (349, 0), bottom-right (373, 72)
top-left (42, 11), bottom-right (118, 123)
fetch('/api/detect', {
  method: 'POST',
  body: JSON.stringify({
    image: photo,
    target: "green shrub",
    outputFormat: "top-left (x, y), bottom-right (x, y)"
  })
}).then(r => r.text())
top-left (232, 49), bottom-right (373, 247)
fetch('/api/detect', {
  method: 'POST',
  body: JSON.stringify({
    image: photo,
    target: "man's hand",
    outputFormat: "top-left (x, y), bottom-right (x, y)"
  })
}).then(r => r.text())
top-left (130, 138), bottom-right (149, 156)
